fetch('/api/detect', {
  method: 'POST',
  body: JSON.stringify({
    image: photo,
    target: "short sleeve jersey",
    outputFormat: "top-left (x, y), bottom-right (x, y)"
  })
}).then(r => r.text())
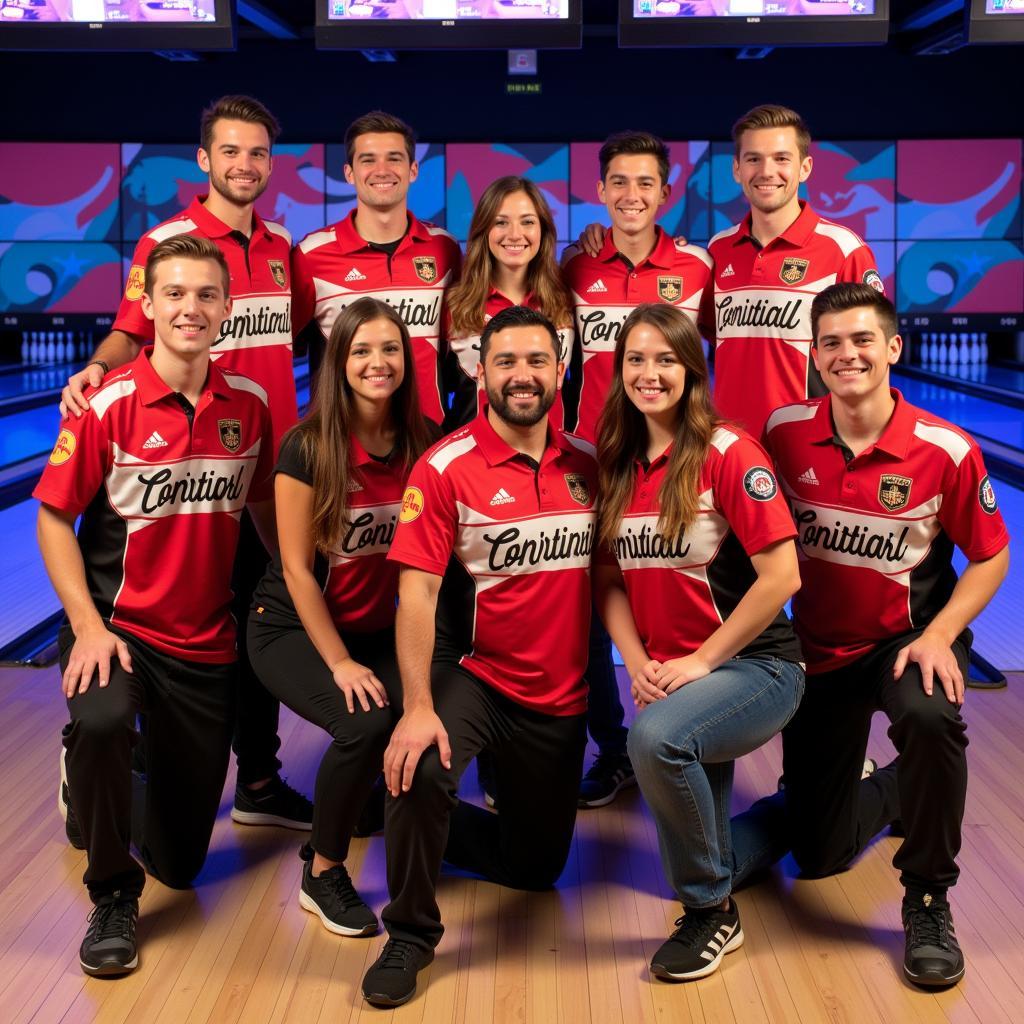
top-left (764, 390), bottom-right (1009, 673)
top-left (599, 427), bottom-right (801, 665)
top-left (292, 211), bottom-right (462, 426)
top-left (113, 196), bottom-right (297, 459)
top-left (443, 287), bottom-right (575, 432)
top-left (33, 351), bottom-right (275, 663)
top-left (563, 228), bottom-right (712, 443)
top-left (705, 202), bottom-right (881, 438)
top-left (253, 431), bottom-right (406, 634)
top-left (388, 410), bottom-right (597, 715)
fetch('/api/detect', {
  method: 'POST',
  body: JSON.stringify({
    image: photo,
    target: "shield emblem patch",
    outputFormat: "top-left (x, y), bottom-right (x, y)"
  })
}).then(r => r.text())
top-left (565, 473), bottom-right (591, 507)
top-left (657, 276), bottom-right (682, 303)
top-left (413, 256), bottom-right (437, 283)
top-left (779, 257), bottom-right (810, 285)
top-left (268, 260), bottom-right (287, 289)
top-left (878, 474), bottom-right (912, 512)
top-left (219, 418), bottom-right (242, 453)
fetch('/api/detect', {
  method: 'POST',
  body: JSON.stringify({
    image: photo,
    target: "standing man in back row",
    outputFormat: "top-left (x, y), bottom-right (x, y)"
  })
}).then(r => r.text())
top-left (291, 111), bottom-right (462, 427)
top-left (705, 103), bottom-right (883, 437)
top-left (59, 94), bottom-right (312, 834)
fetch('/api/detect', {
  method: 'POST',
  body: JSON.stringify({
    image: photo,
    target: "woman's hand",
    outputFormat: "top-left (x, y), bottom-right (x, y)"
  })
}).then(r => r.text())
top-left (332, 657), bottom-right (389, 713)
top-left (654, 654), bottom-right (712, 695)
top-left (629, 658), bottom-right (664, 709)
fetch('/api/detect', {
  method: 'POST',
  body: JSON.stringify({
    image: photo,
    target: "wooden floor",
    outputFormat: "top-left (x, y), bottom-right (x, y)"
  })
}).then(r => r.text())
top-left (2, 663), bottom-right (1024, 1024)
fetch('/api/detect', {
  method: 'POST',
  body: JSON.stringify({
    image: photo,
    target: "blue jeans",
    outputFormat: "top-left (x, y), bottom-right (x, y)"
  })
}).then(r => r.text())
top-left (627, 656), bottom-right (805, 909)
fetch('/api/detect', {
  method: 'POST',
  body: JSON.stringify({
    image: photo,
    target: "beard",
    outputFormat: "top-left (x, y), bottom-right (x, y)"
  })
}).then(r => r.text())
top-left (208, 168), bottom-right (269, 207)
top-left (485, 381), bottom-right (556, 428)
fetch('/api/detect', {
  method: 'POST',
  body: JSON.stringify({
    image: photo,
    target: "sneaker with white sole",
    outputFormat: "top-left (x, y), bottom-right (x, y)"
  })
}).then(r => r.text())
top-left (902, 892), bottom-right (964, 988)
top-left (362, 938), bottom-right (435, 1006)
top-left (650, 899), bottom-right (744, 981)
top-left (79, 893), bottom-right (139, 977)
top-left (578, 752), bottom-right (636, 808)
top-left (231, 775), bottom-right (313, 830)
top-left (297, 845), bottom-right (377, 937)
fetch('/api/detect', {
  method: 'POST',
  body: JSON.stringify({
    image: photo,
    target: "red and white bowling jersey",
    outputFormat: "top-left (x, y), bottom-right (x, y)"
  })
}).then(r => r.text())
top-left (114, 196), bottom-right (297, 459)
top-left (443, 287), bottom-right (574, 431)
top-left (388, 410), bottom-right (597, 715)
top-left (34, 351), bottom-right (274, 663)
top-left (764, 390), bottom-right (1009, 674)
top-left (292, 211), bottom-right (462, 426)
top-left (563, 228), bottom-right (712, 443)
top-left (705, 202), bottom-right (881, 438)
top-left (598, 427), bottom-right (801, 665)
top-left (253, 432), bottom-right (405, 634)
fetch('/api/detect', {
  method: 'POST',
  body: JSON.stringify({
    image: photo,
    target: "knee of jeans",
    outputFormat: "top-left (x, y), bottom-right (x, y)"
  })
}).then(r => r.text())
top-left (627, 708), bottom-right (690, 770)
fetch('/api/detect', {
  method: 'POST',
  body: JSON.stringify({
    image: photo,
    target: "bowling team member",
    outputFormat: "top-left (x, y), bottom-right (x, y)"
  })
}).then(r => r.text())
top-left (564, 131), bottom-right (714, 808)
top-left (36, 235), bottom-right (276, 977)
top-left (361, 306), bottom-right (597, 1007)
top-left (247, 298), bottom-right (433, 937)
top-left (60, 94), bottom-right (312, 832)
top-left (761, 283), bottom-right (1009, 987)
top-left (595, 303), bottom-right (803, 982)
top-left (291, 111), bottom-right (462, 427)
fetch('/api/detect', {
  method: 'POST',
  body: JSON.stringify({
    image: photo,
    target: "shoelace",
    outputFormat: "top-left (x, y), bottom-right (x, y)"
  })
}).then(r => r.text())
top-left (584, 754), bottom-right (629, 781)
top-left (320, 865), bottom-right (366, 911)
top-left (907, 905), bottom-right (951, 950)
top-left (378, 939), bottom-right (420, 969)
top-left (670, 910), bottom-right (729, 951)
top-left (87, 900), bottom-right (136, 943)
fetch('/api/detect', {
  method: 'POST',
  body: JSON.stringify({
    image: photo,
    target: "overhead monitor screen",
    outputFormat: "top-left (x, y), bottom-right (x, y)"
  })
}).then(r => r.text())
top-left (326, 1), bottom-right (570, 18)
top-left (0, 1), bottom-right (217, 21)
top-left (629, 1), bottom-right (875, 15)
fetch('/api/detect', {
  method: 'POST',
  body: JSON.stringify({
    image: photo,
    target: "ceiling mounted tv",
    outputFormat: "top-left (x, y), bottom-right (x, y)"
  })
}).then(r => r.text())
top-left (618, 0), bottom-right (889, 47)
top-left (315, 0), bottom-right (582, 50)
top-left (0, 1), bottom-right (235, 51)
top-left (966, 0), bottom-right (1024, 42)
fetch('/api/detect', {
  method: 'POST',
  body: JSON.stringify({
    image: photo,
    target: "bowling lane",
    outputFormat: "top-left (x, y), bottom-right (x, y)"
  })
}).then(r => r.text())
top-left (1, 404), bottom-right (64, 466)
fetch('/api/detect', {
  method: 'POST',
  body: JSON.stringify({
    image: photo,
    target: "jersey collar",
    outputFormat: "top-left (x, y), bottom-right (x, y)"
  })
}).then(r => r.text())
top-left (815, 387), bottom-right (914, 459)
top-left (471, 406), bottom-right (569, 467)
top-left (334, 209), bottom-right (428, 255)
top-left (735, 201), bottom-right (819, 250)
top-left (184, 195), bottom-right (271, 243)
top-left (599, 225), bottom-right (675, 269)
top-left (132, 346), bottom-right (232, 407)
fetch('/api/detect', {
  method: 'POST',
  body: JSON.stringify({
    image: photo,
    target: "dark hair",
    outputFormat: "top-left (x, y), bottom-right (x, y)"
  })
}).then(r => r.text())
top-left (446, 176), bottom-right (571, 338)
top-left (144, 233), bottom-right (229, 298)
top-left (811, 283), bottom-right (897, 343)
top-left (285, 297), bottom-right (432, 552)
top-left (597, 304), bottom-right (720, 547)
top-left (599, 130), bottom-right (671, 188)
top-left (479, 305), bottom-right (561, 363)
top-left (345, 110), bottom-right (416, 165)
top-left (731, 104), bottom-right (811, 160)
top-left (200, 95), bottom-right (280, 153)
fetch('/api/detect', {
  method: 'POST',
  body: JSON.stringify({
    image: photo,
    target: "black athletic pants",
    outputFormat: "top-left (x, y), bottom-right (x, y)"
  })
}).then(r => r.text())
top-left (59, 625), bottom-right (235, 903)
top-left (733, 628), bottom-right (970, 894)
top-left (247, 617), bottom-right (402, 861)
top-left (382, 663), bottom-right (587, 951)
top-left (231, 510), bottom-right (282, 786)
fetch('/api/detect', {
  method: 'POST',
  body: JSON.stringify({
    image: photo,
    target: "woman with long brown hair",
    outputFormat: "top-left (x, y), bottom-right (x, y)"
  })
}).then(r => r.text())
top-left (594, 303), bottom-right (804, 982)
top-left (248, 296), bottom-right (432, 938)
top-left (443, 174), bottom-right (573, 430)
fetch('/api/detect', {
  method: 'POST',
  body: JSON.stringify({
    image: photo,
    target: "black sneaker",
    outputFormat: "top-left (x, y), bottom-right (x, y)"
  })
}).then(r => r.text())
top-left (650, 900), bottom-right (744, 981)
top-left (578, 752), bottom-right (636, 808)
top-left (353, 775), bottom-right (386, 838)
top-left (79, 893), bottom-right (139, 977)
top-left (902, 893), bottom-right (965, 987)
top-left (58, 745), bottom-right (85, 850)
top-left (298, 845), bottom-right (377, 937)
top-left (231, 776), bottom-right (313, 830)
top-left (362, 938), bottom-right (434, 1007)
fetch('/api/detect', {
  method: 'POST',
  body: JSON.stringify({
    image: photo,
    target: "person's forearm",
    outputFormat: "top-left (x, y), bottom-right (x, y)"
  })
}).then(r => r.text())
top-left (283, 564), bottom-right (350, 670)
top-left (37, 507), bottom-right (104, 636)
top-left (91, 330), bottom-right (142, 372)
top-left (596, 575), bottom-right (649, 672)
top-left (922, 547), bottom-right (1009, 646)
top-left (395, 580), bottom-right (438, 712)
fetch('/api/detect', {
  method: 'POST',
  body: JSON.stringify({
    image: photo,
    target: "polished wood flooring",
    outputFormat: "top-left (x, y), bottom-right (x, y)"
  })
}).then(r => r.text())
top-left (2, 662), bottom-right (1023, 1024)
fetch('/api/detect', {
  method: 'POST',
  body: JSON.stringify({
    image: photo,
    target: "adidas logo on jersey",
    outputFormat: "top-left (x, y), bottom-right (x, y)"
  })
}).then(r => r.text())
top-left (798, 467), bottom-right (819, 486)
top-left (586, 279), bottom-right (608, 293)
top-left (489, 488), bottom-right (516, 506)
top-left (345, 267), bottom-right (367, 282)
top-left (143, 431), bottom-right (169, 450)
top-left (721, 264), bottom-right (735, 278)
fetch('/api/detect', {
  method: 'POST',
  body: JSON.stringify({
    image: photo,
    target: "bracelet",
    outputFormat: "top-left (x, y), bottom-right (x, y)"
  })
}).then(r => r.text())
top-left (87, 360), bottom-right (109, 375)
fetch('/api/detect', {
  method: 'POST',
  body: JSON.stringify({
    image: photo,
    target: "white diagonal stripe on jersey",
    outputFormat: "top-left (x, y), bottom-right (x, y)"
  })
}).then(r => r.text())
top-left (574, 300), bottom-right (699, 355)
top-left (210, 293), bottom-right (292, 354)
top-left (713, 281), bottom-right (837, 341)
top-left (613, 500), bottom-right (729, 573)
top-left (312, 283), bottom-right (444, 345)
top-left (327, 500), bottom-right (401, 564)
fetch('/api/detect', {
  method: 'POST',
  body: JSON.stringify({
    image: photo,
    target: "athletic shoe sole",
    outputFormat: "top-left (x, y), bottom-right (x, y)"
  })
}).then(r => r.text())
top-left (903, 962), bottom-right (965, 988)
top-left (80, 953), bottom-right (138, 977)
top-left (230, 808), bottom-right (312, 830)
top-left (578, 774), bottom-right (637, 809)
top-left (298, 889), bottom-right (377, 937)
top-left (650, 926), bottom-right (745, 982)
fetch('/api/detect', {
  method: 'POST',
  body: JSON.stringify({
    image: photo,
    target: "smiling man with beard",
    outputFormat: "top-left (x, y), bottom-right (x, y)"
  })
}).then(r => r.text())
top-left (359, 305), bottom-right (597, 1009)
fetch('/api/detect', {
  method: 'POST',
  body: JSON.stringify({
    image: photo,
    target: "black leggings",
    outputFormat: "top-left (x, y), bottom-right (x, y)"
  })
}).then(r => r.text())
top-left (247, 616), bottom-right (402, 861)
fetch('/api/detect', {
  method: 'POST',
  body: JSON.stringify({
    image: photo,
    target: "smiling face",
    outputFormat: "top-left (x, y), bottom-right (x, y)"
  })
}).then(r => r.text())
top-left (345, 316), bottom-right (405, 407)
top-left (621, 321), bottom-right (686, 427)
top-left (141, 256), bottom-right (231, 359)
top-left (813, 305), bottom-right (901, 401)
top-left (597, 153), bottom-right (669, 239)
top-left (733, 126), bottom-right (811, 219)
top-left (198, 118), bottom-right (273, 208)
top-left (479, 324), bottom-right (563, 428)
top-left (344, 131), bottom-right (419, 213)
top-left (488, 190), bottom-right (542, 275)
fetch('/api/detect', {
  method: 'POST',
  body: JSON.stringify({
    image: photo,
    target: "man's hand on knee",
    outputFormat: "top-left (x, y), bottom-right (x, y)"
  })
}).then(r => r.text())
top-left (893, 632), bottom-right (964, 706)
top-left (63, 627), bottom-right (133, 698)
top-left (383, 706), bottom-right (451, 796)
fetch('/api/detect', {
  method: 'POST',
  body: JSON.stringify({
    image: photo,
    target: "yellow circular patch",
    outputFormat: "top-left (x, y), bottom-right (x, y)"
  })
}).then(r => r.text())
top-left (399, 486), bottom-right (424, 524)
top-left (125, 264), bottom-right (146, 302)
top-left (49, 428), bottom-right (77, 466)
